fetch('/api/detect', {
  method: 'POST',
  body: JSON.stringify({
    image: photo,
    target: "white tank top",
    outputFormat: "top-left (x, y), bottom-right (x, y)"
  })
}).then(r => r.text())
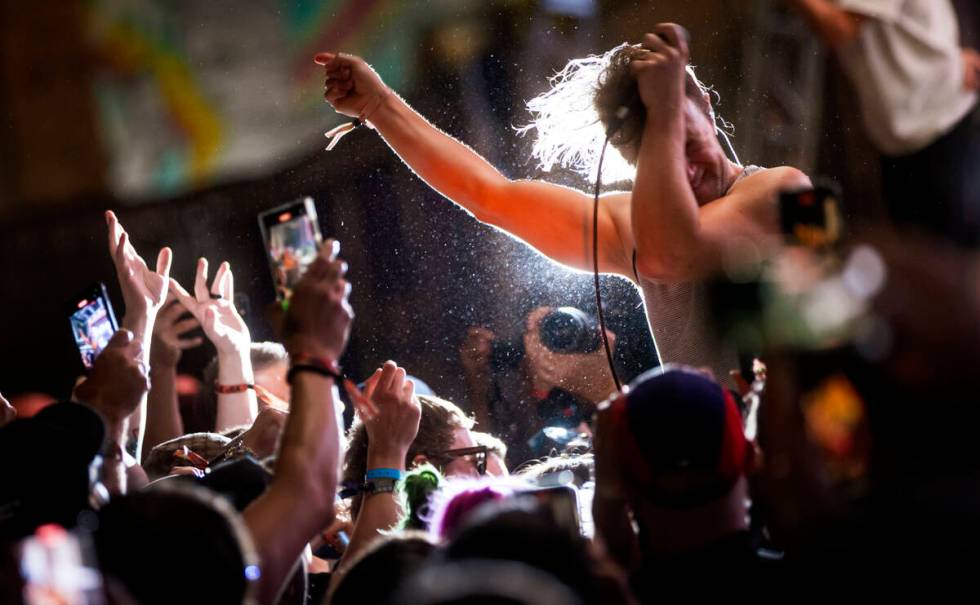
top-left (633, 165), bottom-right (764, 385)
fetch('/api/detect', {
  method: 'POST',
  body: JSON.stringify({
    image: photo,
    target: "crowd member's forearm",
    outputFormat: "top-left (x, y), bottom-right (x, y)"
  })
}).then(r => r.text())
top-left (143, 365), bottom-right (184, 463)
top-left (121, 314), bottom-right (153, 461)
top-left (329, 491), bottom-right (402, 595)
top-left (274, 373), bottom-right (343, 497)
top-left (630, 113), bottom-right (702, 280)
top-left (214, 350), bottom-right (259, 431)
top-left (124, 398), bottom-right (146, 464)
top-left (791, 0), bottom-right (865, 50)
top-left (329, 446), bottom-right (406, 596)
top-left (121, 314), bottom-right (154, 365)
top-left (100, 415), bottom-right (130, 496)
top-left (244, 373), bottom-right (342, 605)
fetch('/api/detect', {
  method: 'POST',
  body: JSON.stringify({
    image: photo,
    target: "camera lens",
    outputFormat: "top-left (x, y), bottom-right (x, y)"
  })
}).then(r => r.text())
top-left (539, 307), bottom-right (601, 354)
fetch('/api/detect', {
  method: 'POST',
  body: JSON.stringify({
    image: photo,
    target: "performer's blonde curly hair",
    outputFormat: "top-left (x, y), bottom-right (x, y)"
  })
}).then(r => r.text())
top-left (520, 43), bottom-right (726, 184)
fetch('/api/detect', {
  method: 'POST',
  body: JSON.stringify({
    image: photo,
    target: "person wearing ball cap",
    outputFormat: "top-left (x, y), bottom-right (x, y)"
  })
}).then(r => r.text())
top-left (616, 365), bottom-right (751, 509)
top-left (0, 402), bottom-right (106, 540)
top-left (593, 364), bottom-right (774, 592)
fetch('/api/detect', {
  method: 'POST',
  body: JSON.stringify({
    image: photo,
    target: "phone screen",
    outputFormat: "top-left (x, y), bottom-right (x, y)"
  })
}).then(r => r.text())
top-left (779, 186), bottom-right (843, 249)
top-left (20, 524), bottom-right (104, 605)
top-left (800, 371), bottom-right (870, 488)
top-left (68, 283), bottom-right (118, 370)
top-left (258, 197), bottom-right (323, 301)
top-left (523, 485), bottom-right (583, 538)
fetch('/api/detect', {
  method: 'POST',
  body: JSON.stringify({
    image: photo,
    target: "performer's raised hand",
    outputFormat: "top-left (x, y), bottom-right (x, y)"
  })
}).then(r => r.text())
top-left (631, 23), bottom-right (691, 117)
top-left (314, 52), bottom-right (389, 122)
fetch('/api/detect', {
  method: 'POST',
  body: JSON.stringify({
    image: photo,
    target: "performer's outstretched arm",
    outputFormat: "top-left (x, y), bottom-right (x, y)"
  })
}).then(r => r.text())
top-left (315, 53), bottom-right (634, 278)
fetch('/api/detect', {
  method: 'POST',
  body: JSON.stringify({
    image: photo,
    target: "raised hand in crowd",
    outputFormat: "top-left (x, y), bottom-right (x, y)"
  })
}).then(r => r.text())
top-left (243, 239), bottom-right (351, 605)
top-left (171, 258), bottom-right (258, 431)
top-left (346, 360), bottom-right (421, 475)
top-left (105, 210), bottom-right (171, 460)
top-left (334, 360), bottom-right (421, 591)
top-left (281, 240), bottom-right (353, 363)
top-left (105, 211), bottom-right (171, 355)
top-left (151, 296), bottom-right (203, 369)
top-left (523, 306), bottom-right (618, 405)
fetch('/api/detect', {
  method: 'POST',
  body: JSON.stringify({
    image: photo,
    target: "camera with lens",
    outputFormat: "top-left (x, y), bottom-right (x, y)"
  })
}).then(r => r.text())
top-left (538, 307), bottom-right (602, 354)
top-left (490, 307), bottom-right (602, 372)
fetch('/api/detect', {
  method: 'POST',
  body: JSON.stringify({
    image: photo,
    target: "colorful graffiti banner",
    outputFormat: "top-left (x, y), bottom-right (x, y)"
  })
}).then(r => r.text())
top-left (87, 0), bottom-right (461, 198)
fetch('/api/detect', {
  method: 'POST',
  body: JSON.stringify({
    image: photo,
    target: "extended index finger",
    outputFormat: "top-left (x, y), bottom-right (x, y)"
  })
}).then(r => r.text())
top-left (156, 247), bottom-right (172, 278)
top-left (105, 210), bottom-right (121, 256)
top-left (313, 52), bottom-right (335, 66)
top-left (194, 258), bottom-right (210, 302)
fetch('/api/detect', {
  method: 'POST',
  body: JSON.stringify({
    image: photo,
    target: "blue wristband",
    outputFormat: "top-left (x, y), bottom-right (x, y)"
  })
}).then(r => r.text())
top-left (365, 468), bottom-right (404, 481)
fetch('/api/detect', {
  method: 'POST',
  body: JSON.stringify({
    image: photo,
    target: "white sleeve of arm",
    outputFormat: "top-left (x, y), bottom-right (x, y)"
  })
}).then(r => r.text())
top-left (833, 0), bottom-right (904, 23)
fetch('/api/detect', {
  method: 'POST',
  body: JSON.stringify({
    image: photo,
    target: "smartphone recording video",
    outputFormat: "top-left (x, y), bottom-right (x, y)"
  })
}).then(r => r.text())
top-left (519, 485), bottom-right (584, 538)
top-left (779, 185), bottom-right (843, 249)
top-left (20, 525), bottom-right (104, 605)
top-left (258, 197), bottom-right (323, 302)
top-left (67, 283), bottom-right (119, 370)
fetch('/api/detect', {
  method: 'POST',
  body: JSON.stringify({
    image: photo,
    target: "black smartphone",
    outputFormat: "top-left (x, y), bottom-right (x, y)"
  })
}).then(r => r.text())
top-left (519, 485), bottom-right (583, 538)
top-left (779, 185), bottom-right (843, 249)
top-left (67, 282), bottom-right (119, 370)
top-left (258, 197), bottom-right (323, 302)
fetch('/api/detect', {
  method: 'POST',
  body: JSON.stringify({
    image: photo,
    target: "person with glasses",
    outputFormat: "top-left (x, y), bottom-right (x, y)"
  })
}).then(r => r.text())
top-left (425, 445), bottom-right (491, 477)
top-left (331, 361), bottom-right (509, 597)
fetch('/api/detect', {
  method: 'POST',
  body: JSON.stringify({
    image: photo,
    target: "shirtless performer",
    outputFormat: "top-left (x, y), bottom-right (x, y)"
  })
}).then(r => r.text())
top-left (315, 23), bottom-right (811, 385)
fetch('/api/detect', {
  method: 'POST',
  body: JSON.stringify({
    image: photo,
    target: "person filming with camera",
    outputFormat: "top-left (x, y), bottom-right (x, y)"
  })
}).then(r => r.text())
top-left (460, 305), bottom-right (616, 465)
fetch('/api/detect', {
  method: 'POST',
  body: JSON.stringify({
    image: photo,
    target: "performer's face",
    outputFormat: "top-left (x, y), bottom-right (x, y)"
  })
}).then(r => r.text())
top-left (617, 96), bottom-right (730, 205)
top-left (681, 97), bottom-right (729, 206)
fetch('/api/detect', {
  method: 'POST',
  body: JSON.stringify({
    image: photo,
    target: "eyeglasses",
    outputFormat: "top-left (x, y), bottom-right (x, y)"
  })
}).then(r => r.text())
top-left (427, 445), bottom-right (489, 476)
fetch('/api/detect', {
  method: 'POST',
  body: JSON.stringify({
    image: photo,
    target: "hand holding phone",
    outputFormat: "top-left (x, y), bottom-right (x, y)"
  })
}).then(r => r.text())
top-left (73, 330), bottom-right (148, 424)
top-left (282, 238), bottom-right (353, 363)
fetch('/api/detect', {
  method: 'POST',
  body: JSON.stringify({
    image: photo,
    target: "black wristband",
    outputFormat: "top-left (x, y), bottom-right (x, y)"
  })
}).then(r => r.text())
top-left (287, 363), bottom-right (343, 384)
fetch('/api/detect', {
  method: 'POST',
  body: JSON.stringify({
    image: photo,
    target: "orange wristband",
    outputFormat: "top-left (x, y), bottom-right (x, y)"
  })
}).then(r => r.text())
top-left (215, 383), bottom-right (255, 394)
